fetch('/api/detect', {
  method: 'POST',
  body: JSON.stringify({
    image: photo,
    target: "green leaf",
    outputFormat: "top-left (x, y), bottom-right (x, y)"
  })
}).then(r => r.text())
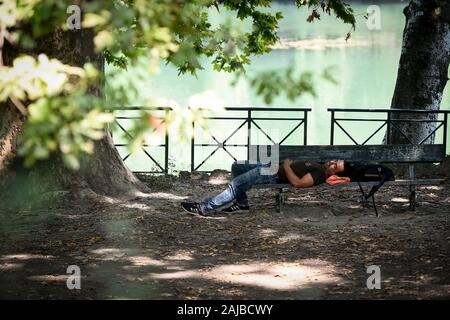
top-left (62, 154), bottom-right (80, 171)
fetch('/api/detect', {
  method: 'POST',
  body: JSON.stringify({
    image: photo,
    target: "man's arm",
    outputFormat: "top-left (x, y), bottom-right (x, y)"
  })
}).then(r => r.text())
top-left (283, 160), bottom-right (315, 188)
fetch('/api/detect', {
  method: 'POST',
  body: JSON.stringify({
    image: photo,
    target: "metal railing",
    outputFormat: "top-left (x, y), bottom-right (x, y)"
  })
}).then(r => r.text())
top-left (109, 106), bottom-right (171, 174)
top-left (108, 107), bottom-right (449, 174)
top-left (190, 107), bottom-right (311, 172)
top-left (329, 108), bottom-right (449, 155)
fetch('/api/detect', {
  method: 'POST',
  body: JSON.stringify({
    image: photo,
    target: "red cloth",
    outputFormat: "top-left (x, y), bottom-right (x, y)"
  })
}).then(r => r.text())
top-left (326, 175), bottom-right (351, 185)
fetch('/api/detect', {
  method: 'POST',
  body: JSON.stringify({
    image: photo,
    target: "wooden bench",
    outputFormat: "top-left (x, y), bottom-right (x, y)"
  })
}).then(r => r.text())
top-left (252, 144), bottom-right (447, 215)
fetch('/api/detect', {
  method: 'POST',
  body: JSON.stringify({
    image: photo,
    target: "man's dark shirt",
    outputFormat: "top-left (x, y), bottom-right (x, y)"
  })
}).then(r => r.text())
top-left (277, 161), bottom-right (326, 185)
top-left (341, 161), bottom-right (361, 181)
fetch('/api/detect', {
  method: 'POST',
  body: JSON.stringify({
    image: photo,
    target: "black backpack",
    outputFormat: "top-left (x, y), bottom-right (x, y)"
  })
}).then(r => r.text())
top-left (347, 163), bottom-right (395, 182)
top-left (344, 162), bottom-right (395, 215)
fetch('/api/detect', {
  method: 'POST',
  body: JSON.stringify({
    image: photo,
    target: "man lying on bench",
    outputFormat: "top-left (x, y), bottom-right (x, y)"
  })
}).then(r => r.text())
top-left (181, 159), bottom-right (345, 215)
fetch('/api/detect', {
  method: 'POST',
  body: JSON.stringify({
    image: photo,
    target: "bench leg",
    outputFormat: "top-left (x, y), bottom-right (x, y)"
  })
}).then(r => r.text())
top-left (408, 165), bottom-right (416, 211)
top-left (371, 195), bottom-right (379, 217)
top-left (357, 182), bottom-right (369, 206)
top-left (275, 188), bottom-right (284, 213)
top-left (409, 185), bottom-right (416, 211)
top-left (357, 181), bottom-right (379, 216)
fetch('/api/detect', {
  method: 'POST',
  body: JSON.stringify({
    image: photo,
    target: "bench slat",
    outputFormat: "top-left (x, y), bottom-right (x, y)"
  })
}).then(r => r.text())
top-left (250, 144), bottom-right (445, 163)
top-left (253, 179), bottom-right (446, 189)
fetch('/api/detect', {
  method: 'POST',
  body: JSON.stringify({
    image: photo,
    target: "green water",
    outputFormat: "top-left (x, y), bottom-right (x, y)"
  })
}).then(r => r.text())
top-left (107, 2), bottom-right (450, 172)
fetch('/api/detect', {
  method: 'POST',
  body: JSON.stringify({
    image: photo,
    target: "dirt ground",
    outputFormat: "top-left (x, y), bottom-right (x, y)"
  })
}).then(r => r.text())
top-left (0, 173), bottom-right (449, 300)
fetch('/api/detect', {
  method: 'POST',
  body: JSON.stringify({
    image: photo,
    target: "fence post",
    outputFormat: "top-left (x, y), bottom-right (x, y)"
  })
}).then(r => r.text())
top-left (386, 111), bottom-right (391, 145)
top-left (164, 108), bottom-right (169, 174)
top-left (191, 116), bottom-right (195, 172)
top-left (330, 110), bottom-right (335, 145)
top-left (247, 109), bottom-right (252, 160)
top-left (443, 112), bottom-right (448, 157)
top-left (304, 110), bottom-right (308, 145)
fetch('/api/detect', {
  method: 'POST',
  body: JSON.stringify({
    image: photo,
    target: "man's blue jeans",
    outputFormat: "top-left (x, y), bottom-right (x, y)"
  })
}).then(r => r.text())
top-left (199, 161), bottom-right (278, 213)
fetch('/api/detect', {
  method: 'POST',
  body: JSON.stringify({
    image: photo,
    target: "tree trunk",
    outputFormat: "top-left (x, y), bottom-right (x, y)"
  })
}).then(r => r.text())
top-left (0, 28), bottom-right (148, 205)
top-left (389, 0), bottom-right (450, 144)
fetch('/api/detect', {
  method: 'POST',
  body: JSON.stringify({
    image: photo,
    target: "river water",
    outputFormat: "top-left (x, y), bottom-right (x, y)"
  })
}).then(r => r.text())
top-left (107, 2), bottom-right (450, 173)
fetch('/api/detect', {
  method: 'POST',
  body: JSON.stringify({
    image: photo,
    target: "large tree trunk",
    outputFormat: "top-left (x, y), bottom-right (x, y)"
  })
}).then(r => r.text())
top-left (0, 28), bottom-right (148, 205)
top-left (389, 0), bottom-right (450, 144)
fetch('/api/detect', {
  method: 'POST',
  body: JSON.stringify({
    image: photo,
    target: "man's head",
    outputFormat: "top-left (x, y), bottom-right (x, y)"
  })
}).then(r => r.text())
top-left (324, 160), bottom-right (345, 176)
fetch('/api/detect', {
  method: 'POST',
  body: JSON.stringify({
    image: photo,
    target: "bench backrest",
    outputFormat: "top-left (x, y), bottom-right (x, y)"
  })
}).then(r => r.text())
top-left (251, 144), bottom-right (445, 163)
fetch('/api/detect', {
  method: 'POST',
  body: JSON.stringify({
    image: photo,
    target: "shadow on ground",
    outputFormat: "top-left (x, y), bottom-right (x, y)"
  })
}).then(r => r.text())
top-left (1, 181), bottom-right (449, 299)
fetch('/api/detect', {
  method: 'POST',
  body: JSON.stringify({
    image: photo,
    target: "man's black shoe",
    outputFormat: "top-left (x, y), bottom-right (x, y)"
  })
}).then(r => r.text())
top-left (221, 203), bottom-right (250, 213)
top-left (181, 202), bottom-right (205, 216)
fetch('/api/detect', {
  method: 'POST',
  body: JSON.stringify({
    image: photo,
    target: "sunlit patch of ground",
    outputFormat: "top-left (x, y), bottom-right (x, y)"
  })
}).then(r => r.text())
top-left (0, 180), bottom-right (449, 299)
top-left (1, 254), bottom-right (54, 261)
top-left (147, 260), bottom-right (341, 292)
top-left (0, 263), bottom-right (24, 271)
top-left (204, 260), bottom-right (341, 291)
